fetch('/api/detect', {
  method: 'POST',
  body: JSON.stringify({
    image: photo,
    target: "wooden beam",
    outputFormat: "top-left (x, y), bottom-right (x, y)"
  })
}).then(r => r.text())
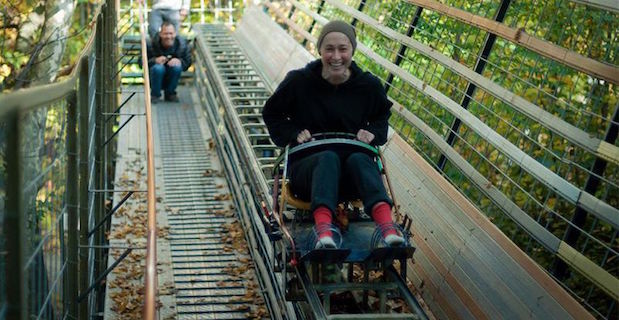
top-left (388, 101), bottom-right (606, 316)
top-left (569, 0), bottom-right (619, 13)
top-left (264, 1), bottom-right (317, 44)
top-left (406, 0), bottom-right (619, 85)
top-left (557, 242), bottom-right (619, 301)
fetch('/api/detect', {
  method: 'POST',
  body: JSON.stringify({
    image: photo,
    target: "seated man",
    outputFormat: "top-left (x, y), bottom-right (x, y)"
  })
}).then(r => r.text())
top-left (147, 21), bottom-right (191, 103)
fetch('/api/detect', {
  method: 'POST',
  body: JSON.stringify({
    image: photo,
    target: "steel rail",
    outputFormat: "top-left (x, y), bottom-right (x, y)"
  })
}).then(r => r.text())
top-left (136, 4), bottom-right (158, 320)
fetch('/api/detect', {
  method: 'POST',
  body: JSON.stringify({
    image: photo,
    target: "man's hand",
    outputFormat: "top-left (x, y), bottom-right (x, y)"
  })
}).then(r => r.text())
top-left (296, 129), bottom-right (314, 144)
top-left (356, 129), bottom-right (375, 144)
top-left (167, 57), bottom-right (182, 67)
top-left (179, 9), bottom-right (188, 20)
top-left (155, 56), bottom-right (167, 64)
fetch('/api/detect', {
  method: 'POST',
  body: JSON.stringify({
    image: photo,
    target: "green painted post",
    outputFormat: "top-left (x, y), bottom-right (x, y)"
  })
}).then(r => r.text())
top-left (94, 7), bottom-right (105, 308)
top-left (66, 91), bottom-right (79, 319)
top-left (5, 110), bottom-right (27, 320)
top-left (78, 55), bottom-right (91, 319)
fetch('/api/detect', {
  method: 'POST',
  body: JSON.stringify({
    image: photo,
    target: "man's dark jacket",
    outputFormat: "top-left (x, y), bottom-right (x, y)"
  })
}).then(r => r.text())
top-left (146, 35), bottom-right (192, 70)
top-left (262, 60), bottom-right (392, 147)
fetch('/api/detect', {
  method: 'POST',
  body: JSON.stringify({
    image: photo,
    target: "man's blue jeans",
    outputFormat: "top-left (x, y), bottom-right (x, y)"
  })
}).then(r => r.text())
top-left (150, 64), bottom-right (182, 98)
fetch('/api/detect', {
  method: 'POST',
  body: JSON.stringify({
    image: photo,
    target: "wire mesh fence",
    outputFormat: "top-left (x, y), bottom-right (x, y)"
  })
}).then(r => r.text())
top-left (0, 1), bottom-right (119, 319)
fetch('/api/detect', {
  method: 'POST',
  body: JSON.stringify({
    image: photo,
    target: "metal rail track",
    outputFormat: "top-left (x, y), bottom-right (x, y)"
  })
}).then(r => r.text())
top-left (194, 24), bottom-right (292, 319)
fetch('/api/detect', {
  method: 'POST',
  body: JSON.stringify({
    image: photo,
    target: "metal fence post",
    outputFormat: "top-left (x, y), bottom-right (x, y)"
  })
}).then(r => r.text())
top-left (66, 91), bottom-right (79, 319)
top-left (436, 0), bottom-right (512, 170)
top-left (384, 6), bottom-right (424, 93)
top-left (78, 55), bottom-right (91, 319)
top-left (94, 5), bottom-right (106, 314)
top-left (5, 110), bottom-right (27, 320)
top-left (303, 0), bottom-right (325, 47)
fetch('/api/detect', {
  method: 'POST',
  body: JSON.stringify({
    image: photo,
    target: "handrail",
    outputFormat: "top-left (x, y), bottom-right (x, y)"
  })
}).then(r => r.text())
top-left (406, 0), bottom-right (619, 85)
top-left (569, 0), bottom-right (619, 13)
top-left (136, 4), bottom-right (158, 320)
top-left (0, 3), bottom-right (103, 114)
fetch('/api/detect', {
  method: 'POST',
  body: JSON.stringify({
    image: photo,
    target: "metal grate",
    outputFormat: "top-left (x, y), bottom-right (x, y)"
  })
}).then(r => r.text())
top-left (157, 98), bottom-right (256, 319)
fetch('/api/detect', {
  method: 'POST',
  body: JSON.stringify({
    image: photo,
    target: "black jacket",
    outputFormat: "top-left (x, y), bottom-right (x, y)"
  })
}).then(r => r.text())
top-left (146, 35), bottom-right (192, 71)
top-left (262, 60), bottom-right (392, 147)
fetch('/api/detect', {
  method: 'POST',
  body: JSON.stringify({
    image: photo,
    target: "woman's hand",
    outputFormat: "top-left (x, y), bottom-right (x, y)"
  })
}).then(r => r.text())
top-left (356, 129), bottom-right (375, 144)
top-left (296, 129), bottom-right (314, 144)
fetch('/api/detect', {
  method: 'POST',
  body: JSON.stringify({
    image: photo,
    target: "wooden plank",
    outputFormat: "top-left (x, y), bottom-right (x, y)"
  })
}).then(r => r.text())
top-left (557, 242), bottom-right (619, 301)
top-left (264, 1), bottom-right (317, 44)
top-left (569, 0), bottom-right (619, 13)
top-left (407, 0), bottom-right (619, 85)
top-left (407, 239), bottom-right (476, 320)
top-left (386, 134), bottom-right (594, 319)
top-left (388, 102), bottom-right (603, 319)
top-left (324, 0), bottom-right (619, 166)
top-left (384, 138), bottom-right (575, 319)
top-left (385, 149), bottom-right (503, 319)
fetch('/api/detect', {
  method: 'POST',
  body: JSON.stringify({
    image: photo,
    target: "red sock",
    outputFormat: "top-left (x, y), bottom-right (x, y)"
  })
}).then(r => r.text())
top-left (313, 206), bottom-right (333, 238)
top-left (372, 202), bottom-right (397, 236)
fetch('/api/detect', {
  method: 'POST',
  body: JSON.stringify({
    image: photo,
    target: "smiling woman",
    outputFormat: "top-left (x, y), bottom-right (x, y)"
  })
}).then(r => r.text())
top-left (317, 21), bottom-right (356, 85)
top-left (262, 20), bottom-right (405, 249)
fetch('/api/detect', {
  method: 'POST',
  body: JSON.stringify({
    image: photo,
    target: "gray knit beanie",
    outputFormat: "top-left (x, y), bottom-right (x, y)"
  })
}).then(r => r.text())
top-left (316, 20), bottom-right (357, 53)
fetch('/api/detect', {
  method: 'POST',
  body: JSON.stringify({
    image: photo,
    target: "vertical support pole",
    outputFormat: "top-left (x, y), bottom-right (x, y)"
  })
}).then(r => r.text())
top-left (303, 0), bottom-right (325, 47)
top-left (78, 55), bottom-right (91, 319)
top-left (436, 0), bottom-right (511, 170)
top-left (66, 91), bottom-right (79, 319)
top-left (5, 110), bottom-right (26, 320)
top-left (553, 104), bottom-right (618, 279)
top-left (384, 6), bottom-right (424, 93)
top-left (94, 5), bottom-right (105, 314)
top-left (286, 4), bottom-right (297, 20)
top-left (228, 0), bottom-right (233, 25)
top-left (350, 0), bottom-right (366, 27)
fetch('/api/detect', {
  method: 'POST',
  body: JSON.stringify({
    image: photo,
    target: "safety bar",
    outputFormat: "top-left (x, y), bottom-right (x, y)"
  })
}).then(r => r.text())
top-left (136, 3), bottom-right (158, 319)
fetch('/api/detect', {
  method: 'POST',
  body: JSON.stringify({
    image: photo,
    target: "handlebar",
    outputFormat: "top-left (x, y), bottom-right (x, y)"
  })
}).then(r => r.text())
top-left (271, 132), bottom-right (380, 176)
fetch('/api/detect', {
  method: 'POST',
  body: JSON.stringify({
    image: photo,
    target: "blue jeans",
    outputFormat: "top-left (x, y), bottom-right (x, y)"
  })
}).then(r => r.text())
top-left (148, 9), bottom-right (180, 39)
top-left (289, 150), bottom-right (392, 214)
top-left (150, 64), bottom-right (182, 98)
